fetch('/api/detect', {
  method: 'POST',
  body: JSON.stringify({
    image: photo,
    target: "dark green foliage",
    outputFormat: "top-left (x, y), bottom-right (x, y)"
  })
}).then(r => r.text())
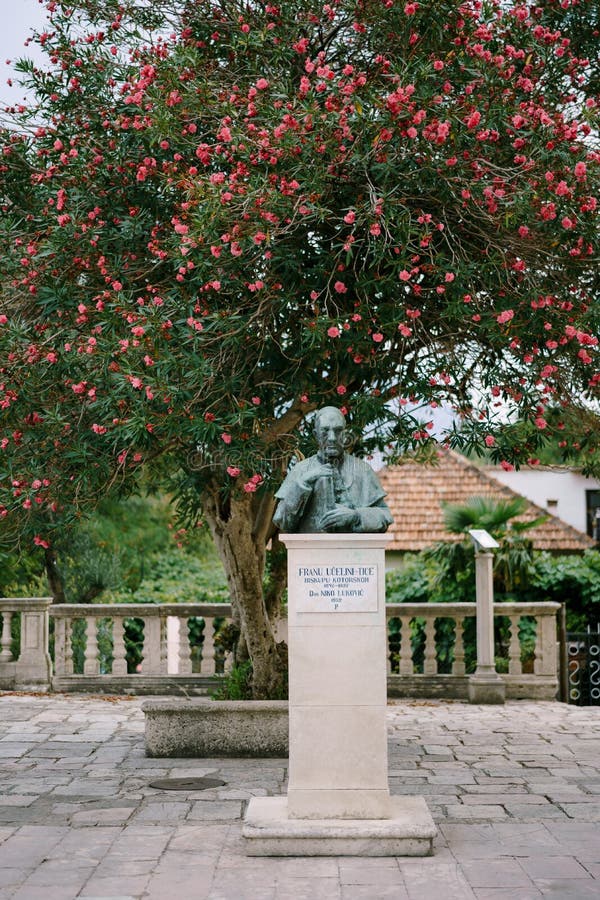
top-left (525, 551), bottom-right (600, 631)
top-left (1, 494), bottom-right (228, 606)
top-left (212, 661), bottom-right (254, 701)
top-left (425, 496), bottom-right (545, 595)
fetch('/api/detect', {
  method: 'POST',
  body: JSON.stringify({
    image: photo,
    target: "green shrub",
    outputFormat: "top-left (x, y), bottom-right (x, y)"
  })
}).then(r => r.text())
top-left (212, 662), bottom-right (254, 700)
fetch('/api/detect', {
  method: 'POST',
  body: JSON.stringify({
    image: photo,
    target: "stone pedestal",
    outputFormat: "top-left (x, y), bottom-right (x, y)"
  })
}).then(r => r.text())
top-left (243, 534), bottom-right (436, 856)
top-left (14, 602), bottom-right (52, 692)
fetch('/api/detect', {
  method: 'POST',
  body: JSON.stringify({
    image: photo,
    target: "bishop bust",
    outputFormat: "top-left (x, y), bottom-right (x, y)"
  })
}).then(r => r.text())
top-left (272, 406), bottom-right (393, 534)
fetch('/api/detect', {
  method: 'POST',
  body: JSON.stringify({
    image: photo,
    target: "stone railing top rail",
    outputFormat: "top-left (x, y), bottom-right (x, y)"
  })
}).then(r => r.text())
top-left (49, 602), bottom-right (233, 618)
top-left (0, 597), bottom-right (53, 611)
top-left (385, 601), bottom-right (561, 616)
top-left (5, 600), bottom-right (561, 618)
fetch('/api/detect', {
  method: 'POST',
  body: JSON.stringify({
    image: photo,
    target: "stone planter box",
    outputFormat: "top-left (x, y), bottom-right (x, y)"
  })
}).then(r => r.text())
top-left (142, 698), bottom-right (289, 758)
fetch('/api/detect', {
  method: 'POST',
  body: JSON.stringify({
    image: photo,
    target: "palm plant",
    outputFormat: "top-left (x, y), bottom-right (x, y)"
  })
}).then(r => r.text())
top-left (427, 496), bottom-right (548, 596)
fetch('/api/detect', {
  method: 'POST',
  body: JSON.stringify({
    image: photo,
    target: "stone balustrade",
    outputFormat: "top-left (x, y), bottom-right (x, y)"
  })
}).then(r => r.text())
top-left (50, 602), bottom-right (234, 695)
top-left (1, 598), bottom-right (561, 699)
top-left (386, 601), bottom-right (561, 700)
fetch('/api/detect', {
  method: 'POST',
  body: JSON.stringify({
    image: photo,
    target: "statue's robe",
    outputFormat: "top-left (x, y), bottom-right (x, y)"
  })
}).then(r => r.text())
top-left (272, 454), bottom-right (393, 534)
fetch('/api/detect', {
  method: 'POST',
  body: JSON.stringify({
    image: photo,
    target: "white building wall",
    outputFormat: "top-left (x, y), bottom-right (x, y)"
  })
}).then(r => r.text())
top-left (487, 468), bottom-right (600, 535)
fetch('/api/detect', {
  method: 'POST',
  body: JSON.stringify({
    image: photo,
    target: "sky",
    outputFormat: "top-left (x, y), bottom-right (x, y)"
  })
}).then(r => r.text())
top-left (0, 0), bottom-right (48, 105)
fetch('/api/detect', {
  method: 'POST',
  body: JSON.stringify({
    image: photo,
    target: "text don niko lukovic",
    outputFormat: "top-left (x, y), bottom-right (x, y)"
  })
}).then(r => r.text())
top-left (296, 566), bottom-right (378, 612)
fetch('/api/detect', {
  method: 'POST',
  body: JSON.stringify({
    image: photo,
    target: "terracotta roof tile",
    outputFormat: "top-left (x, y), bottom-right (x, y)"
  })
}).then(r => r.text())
top-left (378, 448), bottom-right (595, 553)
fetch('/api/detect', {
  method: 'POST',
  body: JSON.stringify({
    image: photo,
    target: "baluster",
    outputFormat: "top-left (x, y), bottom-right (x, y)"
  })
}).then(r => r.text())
top-left (533, 615), bottom-right (543, 676)
top-left (64, 618), bottom-right (74, 675)
top-left (112, 618), bottom-right (128, 675)
top-left (201, 617), bottom-right (216, 674)
top-left (452, 616), bottom-right (466, 676)
top-left (143, 616), bottom-right (161, 674)
top-left (159, 616), bottom-right (169, 674)
top-left (0, 611), bottom-right (13, 661)
top-left (386, 620), bottom-right (392, 675)
top-left (423, 617), bottom-right (438, 675)
top-left (84, 617), bottom-right (99, 675)
top-left (53, 617), bottom-right (65, 675)
top-left (223, 617), bottom-right (234, 673)
top-left (399, 616), bottom-right (413, 675)
top-left (178, 617), bottom-right (193, 675)
top-left (508, 615), bottom-right (523, 675)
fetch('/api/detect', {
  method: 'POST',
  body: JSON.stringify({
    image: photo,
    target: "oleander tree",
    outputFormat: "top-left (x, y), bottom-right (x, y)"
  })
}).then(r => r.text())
top-left (0, 0), bottom-right (599, 696)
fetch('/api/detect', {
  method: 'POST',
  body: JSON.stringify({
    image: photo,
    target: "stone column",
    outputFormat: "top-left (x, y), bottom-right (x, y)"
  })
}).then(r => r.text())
top-left (243, 534), bottom-right (436, 856)
top-left (468, 550), bottom-right (506, 704)
top-left (14, 599), bottom-right (53, 691)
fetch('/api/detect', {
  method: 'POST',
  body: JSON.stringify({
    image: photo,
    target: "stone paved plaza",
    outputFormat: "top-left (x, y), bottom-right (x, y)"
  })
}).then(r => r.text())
top-left (0, 694), bottom-right (599, 899)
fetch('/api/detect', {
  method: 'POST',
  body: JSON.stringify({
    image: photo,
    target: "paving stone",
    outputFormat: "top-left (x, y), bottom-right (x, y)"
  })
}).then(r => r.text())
top-left (209, 869), bottom-right (277, 893)
top-left (445, 805), bottom-right (509, 820)
top-left (460, 794), bottom-right (528, 806)
top-left (400, 860), bottom-right (476, 900)
top-left (473, 888), bottom-right (543, 898)
top-left (519, 856), bottom-right (592, 880)
top-left (186, 801), bottom-right (243, 821)
top-left (529, 879), bottom-right (600, 898)
top-left (133, 801), bottom-right (191, 822)
top-left (106, 825), bottom-right (173, 860)
top-left (0, 797), bottom-right (35, 808)
top-left (339, 862), bottom-right (402, 885)
top-left (168, 824), bottom-right (231, 853)
top-left (502, 803), bottom-right (568, 820)
top-left (78, 875), bottom-right (152, 898)
top-left (12, 885), bottom-right (88, 900)
top-left (70, 807), bottom-right (135, 826)
top-left (274, 879), bottom-right (343, 900)
top-left (459, 859), bottom-right (535, 888)
top-left (558, 803), bottom-right (600, 821)
top-left (18, 861), bottom-right (94, 889)
top-left (0, 826), bottom-right (69, 869)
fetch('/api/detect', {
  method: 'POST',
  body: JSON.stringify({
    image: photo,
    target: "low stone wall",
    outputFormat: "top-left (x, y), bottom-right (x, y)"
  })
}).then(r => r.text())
top-left (143, 698), bottom-right (289, 758)
top-left (387, 673), bottom-right (558, 701)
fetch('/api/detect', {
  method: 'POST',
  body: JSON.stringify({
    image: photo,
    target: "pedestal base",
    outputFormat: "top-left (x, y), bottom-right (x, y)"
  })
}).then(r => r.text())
top-left (243, 796), bottom-right (436, 856)
top-left (468, 673), bottom-right (506, 704)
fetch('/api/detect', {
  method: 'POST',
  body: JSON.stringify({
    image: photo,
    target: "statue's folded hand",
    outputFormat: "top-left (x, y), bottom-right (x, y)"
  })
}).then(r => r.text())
top-left (320, 506), bottom-right (359, 531)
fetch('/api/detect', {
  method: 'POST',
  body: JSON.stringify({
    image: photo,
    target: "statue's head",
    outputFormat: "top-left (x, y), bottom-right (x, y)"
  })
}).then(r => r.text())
top-left (314, 406), bottom-right (346, 462)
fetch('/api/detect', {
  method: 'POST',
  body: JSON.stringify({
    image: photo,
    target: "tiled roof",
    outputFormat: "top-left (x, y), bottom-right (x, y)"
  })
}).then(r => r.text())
top-left (378, 448), bottom-right (595, 553)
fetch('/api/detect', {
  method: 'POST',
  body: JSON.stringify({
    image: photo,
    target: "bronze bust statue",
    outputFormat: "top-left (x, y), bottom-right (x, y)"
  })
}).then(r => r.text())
top-left (272, 407), bottom-right (393, 534)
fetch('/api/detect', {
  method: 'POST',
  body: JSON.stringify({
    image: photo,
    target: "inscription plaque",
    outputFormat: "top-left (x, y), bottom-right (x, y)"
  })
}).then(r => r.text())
top-left (296, 564), bottom-right (378, 613)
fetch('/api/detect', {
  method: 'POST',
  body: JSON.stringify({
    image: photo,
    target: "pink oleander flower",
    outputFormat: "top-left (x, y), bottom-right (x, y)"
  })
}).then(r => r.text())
top-left (497, 309), bottom-right (514, 325)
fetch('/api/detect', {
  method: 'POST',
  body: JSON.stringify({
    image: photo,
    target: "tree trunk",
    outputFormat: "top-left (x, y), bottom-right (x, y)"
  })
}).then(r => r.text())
top-left (203, 481), bottom-right (287, 699)
top-left (264, 532), bottom-right (287, 627)
top-left (44, 547), bottom-right (66, 603)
